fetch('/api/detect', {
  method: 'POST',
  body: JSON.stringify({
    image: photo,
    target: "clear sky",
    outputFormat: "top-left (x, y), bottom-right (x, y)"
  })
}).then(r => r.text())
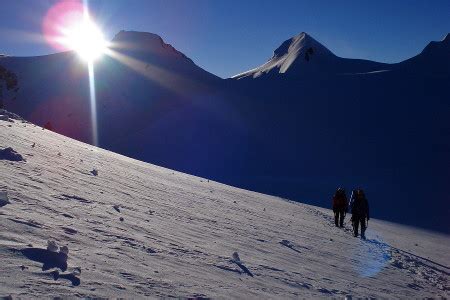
top-left (1, 0), bottom-right (449, 78)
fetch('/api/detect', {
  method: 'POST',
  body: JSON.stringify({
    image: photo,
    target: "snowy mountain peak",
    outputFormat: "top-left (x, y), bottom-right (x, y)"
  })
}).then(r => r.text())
top-left (272, 32), bottom-right (334, 59)
top-left (233, 32), bottom-right (353, 79)
top-left (111, 30), bottom-right (193, 63)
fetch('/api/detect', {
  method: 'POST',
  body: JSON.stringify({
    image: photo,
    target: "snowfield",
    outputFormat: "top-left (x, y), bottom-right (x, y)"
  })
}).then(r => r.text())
top-left (0, 114), bottom-right (449, 298)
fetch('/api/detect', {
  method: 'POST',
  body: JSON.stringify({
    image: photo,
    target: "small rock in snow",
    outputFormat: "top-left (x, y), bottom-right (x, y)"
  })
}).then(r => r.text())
top-left (113, 205), bottom-right (121, 213)
top-left (120, 217), bottom-right (124, 222)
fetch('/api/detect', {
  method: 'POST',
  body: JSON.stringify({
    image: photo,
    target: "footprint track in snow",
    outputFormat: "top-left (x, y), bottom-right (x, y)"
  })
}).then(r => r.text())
top-left (308, 206), bottom-right (449, 292)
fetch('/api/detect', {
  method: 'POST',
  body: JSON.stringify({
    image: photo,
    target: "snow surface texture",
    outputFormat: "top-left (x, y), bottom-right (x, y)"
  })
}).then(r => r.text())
top-left (0, 115), bottom-right (449, 298)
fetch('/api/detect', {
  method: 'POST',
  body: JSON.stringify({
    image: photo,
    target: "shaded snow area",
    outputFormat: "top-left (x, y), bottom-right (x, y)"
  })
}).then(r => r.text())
top-left (0, 116), bottom-right (449, 298)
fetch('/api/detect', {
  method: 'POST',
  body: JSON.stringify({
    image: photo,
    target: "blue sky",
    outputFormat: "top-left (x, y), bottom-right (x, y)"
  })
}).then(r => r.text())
top-left (1, 0), bottom-right (449, 78)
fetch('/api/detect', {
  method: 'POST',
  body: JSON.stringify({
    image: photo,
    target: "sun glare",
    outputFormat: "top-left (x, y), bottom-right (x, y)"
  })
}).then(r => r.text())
top-left (61, 18), bottom-right (108, 62)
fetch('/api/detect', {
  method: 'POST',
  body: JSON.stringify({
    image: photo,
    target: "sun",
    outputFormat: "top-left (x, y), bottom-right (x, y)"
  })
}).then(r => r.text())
top-left (61, 18), bottom-right (108, 62)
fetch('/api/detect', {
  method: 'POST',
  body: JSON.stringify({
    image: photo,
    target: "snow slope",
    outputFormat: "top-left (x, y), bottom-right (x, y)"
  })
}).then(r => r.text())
top-left (0, 114), bottom-right (449, 298)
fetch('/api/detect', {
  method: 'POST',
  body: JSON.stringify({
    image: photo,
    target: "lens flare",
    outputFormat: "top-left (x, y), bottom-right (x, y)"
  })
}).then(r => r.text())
top-left (42, 1), bottom-right (84, 51)
top-left (42, 0), bottom-right (108, 62)
top-left (60, 18), bottom-right (108, 62)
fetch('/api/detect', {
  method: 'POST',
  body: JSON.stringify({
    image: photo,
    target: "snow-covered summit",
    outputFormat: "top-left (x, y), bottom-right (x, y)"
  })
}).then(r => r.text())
top-left (233, 32), bottom-right (387, 79)
top-left (270, 32), bottom-right (335, 69)
top-left (233, 32), bottom-right (334, 78)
